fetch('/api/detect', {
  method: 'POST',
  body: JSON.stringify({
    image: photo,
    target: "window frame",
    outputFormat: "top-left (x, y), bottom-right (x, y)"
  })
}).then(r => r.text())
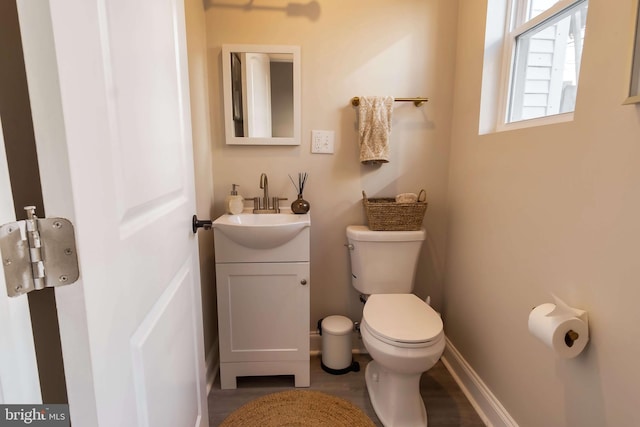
top-left (496, 0), bottom-right (587, 131)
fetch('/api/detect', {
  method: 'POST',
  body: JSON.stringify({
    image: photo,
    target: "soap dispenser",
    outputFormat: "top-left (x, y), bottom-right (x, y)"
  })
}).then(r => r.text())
top-left (226, 184), bottom-right (244, 215)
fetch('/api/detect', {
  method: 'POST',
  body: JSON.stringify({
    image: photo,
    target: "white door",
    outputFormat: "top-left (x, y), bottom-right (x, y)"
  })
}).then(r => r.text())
top-left (0, 115), bottom-right (42, 405)
top-left (14, 0), bottom-right (208, 426)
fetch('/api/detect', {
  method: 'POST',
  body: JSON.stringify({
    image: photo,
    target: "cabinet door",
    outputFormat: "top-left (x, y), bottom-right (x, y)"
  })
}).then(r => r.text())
top-left (216, 262), bottom-right (309, 363)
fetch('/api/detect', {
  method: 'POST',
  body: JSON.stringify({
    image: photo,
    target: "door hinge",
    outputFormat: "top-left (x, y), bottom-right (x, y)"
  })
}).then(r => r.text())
top-left (0, 206), bottom-right (79, 297)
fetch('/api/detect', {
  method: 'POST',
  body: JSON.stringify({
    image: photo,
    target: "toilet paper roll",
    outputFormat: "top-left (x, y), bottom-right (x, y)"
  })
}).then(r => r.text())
top-left (528, 299), bottom-right (589, 359)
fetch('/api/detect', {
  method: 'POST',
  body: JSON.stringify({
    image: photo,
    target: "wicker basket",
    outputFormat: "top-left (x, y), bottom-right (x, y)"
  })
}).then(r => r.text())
top-left (362, 190), bottom-right (427, 231)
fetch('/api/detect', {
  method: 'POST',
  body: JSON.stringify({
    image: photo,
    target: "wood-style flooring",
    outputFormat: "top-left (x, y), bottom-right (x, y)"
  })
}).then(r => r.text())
top-left (207, 354), bottom-right (486, 426)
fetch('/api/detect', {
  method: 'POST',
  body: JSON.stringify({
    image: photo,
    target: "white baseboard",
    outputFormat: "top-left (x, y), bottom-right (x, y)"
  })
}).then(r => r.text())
top-left (309, 331), bottom-right (368, 356)
top-left (441, 338), bottom-right (518, 427)
top-left (205, 337), bottom-right (219, 394)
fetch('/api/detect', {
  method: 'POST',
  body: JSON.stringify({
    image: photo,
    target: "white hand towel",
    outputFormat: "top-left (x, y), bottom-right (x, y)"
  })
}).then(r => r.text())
top-left (358, 96), bottom-right (394, 164)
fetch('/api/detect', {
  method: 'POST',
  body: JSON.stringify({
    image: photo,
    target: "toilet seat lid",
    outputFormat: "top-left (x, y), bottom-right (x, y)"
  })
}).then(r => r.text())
top-left (363, 294), bottom-right (443, 344)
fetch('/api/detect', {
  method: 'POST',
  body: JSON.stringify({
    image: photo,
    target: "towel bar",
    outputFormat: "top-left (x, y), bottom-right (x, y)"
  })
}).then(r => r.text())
top-left (351, 96), bottom-right (428, 107)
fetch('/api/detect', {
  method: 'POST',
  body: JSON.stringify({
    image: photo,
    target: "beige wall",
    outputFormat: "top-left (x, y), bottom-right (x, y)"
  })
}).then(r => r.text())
top-left (185, 0), bottom-right (217, 365)
top-left (204, 0), bottom-right (459, 330)
top-left (446, 0), bottom-right (640, 425)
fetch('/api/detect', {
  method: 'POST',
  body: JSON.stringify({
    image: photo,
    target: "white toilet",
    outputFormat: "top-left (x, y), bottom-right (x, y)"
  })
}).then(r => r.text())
top-left (346, 225), bottom-right (445, 427)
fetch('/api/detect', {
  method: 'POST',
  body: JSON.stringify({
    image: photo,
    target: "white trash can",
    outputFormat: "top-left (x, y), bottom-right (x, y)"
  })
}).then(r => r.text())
top-left (320, 315), bottom-right (359, 375)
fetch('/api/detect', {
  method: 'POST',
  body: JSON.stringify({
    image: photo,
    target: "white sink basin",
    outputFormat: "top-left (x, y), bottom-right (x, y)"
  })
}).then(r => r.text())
top-left (212, 211), bottom-right (310, 249)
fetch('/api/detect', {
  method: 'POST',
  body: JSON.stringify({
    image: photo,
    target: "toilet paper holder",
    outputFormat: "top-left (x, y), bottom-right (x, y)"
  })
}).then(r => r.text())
top-left (528, 295), bottom-right (589, 359)
top-left (564, 329), bottom-right (580, 347)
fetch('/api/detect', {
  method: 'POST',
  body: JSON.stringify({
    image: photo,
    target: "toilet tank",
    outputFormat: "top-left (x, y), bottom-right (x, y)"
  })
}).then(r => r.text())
top-left (346, 225), bottom-right (426, 295)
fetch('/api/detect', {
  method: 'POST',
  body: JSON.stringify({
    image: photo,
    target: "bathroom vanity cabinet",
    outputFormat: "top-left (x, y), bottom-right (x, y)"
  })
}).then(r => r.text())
top-left (212, 212), bottom-right (310, 389)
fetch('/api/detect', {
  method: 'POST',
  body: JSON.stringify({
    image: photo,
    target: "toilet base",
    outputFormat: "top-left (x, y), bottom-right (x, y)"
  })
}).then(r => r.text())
top-left (365, 360), bottom-right (427, 427)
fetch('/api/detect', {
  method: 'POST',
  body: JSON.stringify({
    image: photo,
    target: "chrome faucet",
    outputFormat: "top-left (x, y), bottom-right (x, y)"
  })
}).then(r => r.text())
top-left (251, 173), bottom-right (287, 213)
top-left (260, 173), bottom-right (269, 209)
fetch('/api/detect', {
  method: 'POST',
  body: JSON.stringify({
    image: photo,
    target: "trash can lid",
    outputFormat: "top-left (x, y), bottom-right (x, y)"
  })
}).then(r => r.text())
top-left (322, 315), bottom-right (353, 335)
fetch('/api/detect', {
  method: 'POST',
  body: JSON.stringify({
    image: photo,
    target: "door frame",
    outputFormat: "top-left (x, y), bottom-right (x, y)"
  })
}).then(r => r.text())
top-left (0, 114), bottom-right (42, 405)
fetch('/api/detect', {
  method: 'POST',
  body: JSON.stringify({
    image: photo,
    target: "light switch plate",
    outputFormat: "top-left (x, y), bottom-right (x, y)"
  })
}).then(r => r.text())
top-left (311, 130), bottom-right (335, 154)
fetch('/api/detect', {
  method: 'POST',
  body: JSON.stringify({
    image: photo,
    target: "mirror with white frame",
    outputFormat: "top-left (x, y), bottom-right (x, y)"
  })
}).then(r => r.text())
top-left (626, 0), bottom-right (640, 104)
top-left (222, 44), bottom-right (301, 145)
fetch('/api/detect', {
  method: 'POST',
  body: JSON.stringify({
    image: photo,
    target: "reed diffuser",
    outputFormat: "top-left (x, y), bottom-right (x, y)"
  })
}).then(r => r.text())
top-left (288, 172), bottom-right (310, 214)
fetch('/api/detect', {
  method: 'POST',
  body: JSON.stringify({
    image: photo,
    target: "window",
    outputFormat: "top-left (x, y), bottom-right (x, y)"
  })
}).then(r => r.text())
top-left (503, 0), bottom-right (588, 124)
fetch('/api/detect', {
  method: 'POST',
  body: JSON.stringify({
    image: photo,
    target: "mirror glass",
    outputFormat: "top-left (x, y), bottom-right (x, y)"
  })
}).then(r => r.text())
top-left (222, 44), bottom-right (301, 145)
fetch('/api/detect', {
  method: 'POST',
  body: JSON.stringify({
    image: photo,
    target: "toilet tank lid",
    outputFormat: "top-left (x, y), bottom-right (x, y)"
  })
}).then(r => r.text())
top-left (346, 225), bottom-right (425, 242)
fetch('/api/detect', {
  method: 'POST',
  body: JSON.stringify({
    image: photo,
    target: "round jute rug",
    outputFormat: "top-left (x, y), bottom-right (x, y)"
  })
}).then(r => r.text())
top-left (219, 390), bottom-right (376, 427)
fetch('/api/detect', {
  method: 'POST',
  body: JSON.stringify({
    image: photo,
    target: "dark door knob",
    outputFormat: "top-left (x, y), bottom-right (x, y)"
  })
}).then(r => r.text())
top-left (192, 215), bottom-right (212, 234)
